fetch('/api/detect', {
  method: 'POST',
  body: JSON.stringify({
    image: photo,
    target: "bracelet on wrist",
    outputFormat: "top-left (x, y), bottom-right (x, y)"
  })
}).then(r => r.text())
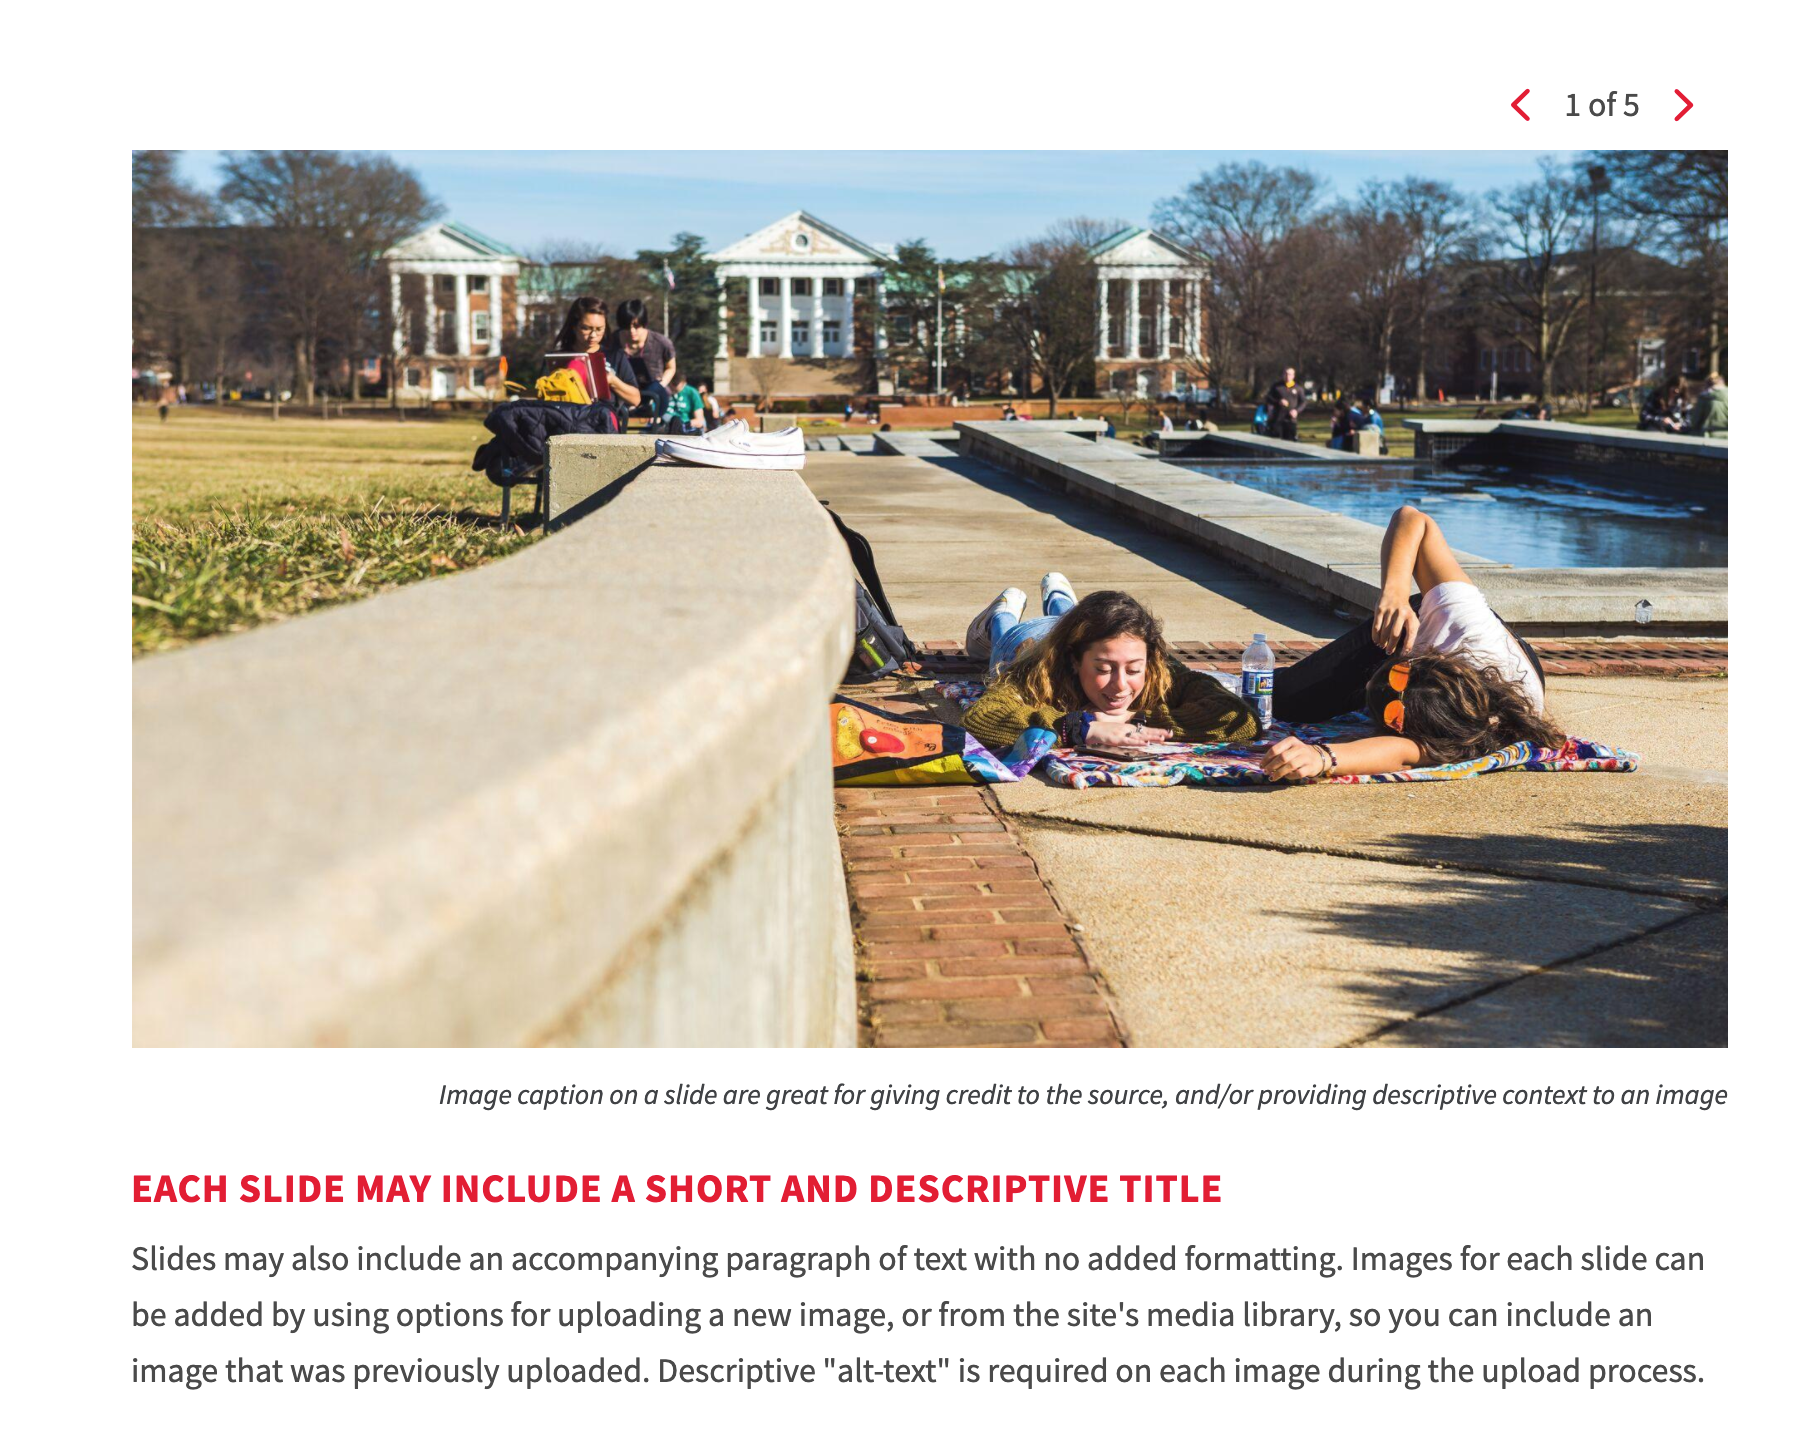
top-left (1315, 742), bottom-right (1337, 777)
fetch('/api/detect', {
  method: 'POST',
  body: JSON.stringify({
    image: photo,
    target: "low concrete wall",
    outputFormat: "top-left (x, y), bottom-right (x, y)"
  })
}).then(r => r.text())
top-left (874, 431), bottom-right (959, 458)
top-left (1407, 418), bottom-right (1727, 488)
top-left (1154, 430), bottom-right (1353, 463)
top-left (135, 451), bottom-right (857, 1047)
top-left (956, 421), bottom-right (1725, 633)
top-left (545, 435), bottom-right (657, 529)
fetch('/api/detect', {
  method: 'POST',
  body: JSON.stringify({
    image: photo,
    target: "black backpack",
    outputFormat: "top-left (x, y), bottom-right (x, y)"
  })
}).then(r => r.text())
top-left (822, 503), bottom-right (917, 683)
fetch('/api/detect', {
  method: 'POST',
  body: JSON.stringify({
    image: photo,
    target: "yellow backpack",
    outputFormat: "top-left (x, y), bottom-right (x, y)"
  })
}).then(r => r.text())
top-left (533, 367), bottom-right (592, 405)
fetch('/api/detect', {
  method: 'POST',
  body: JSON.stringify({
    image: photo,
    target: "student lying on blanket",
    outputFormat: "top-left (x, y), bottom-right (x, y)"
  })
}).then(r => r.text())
top-left (1261, 505), bottom-right (1568, 782)
top-left (960, 573), bottom-right (1258, 754)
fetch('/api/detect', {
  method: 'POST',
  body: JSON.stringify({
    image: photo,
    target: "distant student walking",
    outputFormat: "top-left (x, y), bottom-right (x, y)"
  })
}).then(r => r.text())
top-left (1265, 366), bottom-right (1304, 440)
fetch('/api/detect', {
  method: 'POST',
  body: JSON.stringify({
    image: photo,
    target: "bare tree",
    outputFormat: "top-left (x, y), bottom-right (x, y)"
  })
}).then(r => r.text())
top-left (749, 357), bottom-right (788, 411)
top-left (1338, 182), bottom-right (1420, 400)
top-left (1394, 179), bottom-right (1473, 401)
top-left (1588, 150), bottom-right (1727, 375)
top-left (1000, 217), bottom-right (1119, 418)
top-left (1154, 162), bottom-right (1323, 394)
top-left (132, 151), bottom-right (212, 227)
top-left (1269, 219), bottom-right (1348, 394)
top-left (132, 152), bottom-right (221, 388)
top-left (218, 151), bottom-right (439, 405)
top-left (1475, 159), bottom-right (1593, 403)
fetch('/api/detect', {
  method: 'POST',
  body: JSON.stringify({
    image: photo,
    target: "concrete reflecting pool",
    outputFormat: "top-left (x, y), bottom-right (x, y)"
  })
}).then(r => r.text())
top-left (1182, 460), bottom-right (1726, 569)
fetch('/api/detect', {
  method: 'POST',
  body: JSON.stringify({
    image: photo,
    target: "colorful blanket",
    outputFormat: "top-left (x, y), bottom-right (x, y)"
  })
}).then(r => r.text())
top-left (935, 680), bottom-right (1639, 788)
top-left (832, 696), bottom-right (1051, 787)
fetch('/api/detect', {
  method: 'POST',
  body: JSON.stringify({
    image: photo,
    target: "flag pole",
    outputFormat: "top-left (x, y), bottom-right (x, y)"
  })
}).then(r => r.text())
top-left (935, 266), bottom-right (945, 397)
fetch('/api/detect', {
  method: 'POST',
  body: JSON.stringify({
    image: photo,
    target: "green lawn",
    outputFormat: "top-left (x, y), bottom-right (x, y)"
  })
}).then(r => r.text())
top-left (132, 406), bottom-right (530, 655)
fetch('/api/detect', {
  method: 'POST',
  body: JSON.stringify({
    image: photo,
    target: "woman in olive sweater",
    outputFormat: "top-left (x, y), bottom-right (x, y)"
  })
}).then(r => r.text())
top-left (961, 584), bottom-right (1258, 755)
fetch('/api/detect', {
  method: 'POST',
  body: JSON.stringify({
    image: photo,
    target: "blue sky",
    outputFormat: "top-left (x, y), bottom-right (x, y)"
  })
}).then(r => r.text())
top-left (178, 150), bottom-right (1572, 258)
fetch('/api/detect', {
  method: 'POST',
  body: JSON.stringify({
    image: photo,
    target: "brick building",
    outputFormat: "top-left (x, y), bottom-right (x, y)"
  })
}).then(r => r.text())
top-left (1089, 227), bottom-right (1210, 398)
top-left (707, 211), bottom-right (892, 399)
top-left (1425, 248), bottom-right (1707, 401)
top-left (383, 222), bottom-right (524, 402)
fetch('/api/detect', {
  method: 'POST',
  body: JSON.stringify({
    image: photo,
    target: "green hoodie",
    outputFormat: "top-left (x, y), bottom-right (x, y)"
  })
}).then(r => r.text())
top-left (1688, 385), bottom-right (1728, 438)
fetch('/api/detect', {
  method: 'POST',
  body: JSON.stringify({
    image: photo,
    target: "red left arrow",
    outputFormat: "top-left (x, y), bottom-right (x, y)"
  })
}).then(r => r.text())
top-left (1674, 89), bottom-right (1694, 120)
top-left (1511, 88), bottom-right (1531, 120)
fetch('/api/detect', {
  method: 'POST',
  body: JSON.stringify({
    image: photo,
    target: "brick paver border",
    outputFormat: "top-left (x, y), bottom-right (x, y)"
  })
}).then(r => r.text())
top-left (919, 637), bottom-right (1727, 679)
top-left (836, 780), bottom-right (1125, 1049)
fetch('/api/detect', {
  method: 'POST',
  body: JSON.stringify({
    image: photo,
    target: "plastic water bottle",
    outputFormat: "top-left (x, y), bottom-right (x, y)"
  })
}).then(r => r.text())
top-left (1241, 632), bottom-right (1276, 730)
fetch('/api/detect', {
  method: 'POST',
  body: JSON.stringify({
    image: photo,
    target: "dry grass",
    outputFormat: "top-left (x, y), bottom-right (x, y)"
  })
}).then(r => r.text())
top-left (132, 406), bottom-right (535, 654)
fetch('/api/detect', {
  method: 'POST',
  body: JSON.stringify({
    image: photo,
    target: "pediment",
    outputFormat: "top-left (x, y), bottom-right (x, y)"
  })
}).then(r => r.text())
top-left (708, 211), bottom-right (888, 265)
top-left (1092, 228), bottom-right (1200, 267)
top-left (386, 223), bottom-right (521, 263)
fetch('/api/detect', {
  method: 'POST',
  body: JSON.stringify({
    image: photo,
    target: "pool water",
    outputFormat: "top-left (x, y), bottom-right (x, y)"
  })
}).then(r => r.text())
top-left (1183, 461), bottom-right (1726, 569)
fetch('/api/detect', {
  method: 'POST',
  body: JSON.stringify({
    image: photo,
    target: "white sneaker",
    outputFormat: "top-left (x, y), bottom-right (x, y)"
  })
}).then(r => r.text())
top-left (965, 587), bottom-right (1027, 661)
top-left (656, 427), bottom-right (806, 471)
top-left (1040, 571), bottom-right (1077, 615)
top-left (733, 424), bottom-right (806, 452)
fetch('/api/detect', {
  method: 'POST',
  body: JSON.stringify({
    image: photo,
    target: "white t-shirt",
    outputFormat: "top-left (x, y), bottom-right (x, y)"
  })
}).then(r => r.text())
top-left (1413, 581), bottom-right (1544, 714)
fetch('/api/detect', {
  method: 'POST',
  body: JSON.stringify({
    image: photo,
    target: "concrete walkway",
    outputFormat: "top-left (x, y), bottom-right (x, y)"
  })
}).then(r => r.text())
top-left (809, 450), bottom-right (1727, 1048)
top-left (808, 446), bottom-right (1346, 645)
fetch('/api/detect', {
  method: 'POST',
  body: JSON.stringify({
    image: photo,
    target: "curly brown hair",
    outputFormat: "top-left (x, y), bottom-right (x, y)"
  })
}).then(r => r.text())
top-left (999, 590), bottom-right (1174, 717)
top-left (1365, 652), bottom-right (1567, 764)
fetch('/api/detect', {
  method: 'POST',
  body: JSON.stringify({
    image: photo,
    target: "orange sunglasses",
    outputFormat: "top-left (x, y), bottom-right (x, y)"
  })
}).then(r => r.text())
top-left (1380, 660), bottom-right (1412, 732)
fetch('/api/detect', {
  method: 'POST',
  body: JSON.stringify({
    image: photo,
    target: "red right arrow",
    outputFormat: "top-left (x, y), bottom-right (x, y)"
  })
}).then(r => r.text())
top-left (1674, 89), bottom-right (1694, 120)
top-left (1511, 88), bottom-right (1531, 121)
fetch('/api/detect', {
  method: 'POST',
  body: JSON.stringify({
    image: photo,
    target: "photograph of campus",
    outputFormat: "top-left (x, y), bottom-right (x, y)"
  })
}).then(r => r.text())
top-left (131, 149), bottom-right (1727, 1049)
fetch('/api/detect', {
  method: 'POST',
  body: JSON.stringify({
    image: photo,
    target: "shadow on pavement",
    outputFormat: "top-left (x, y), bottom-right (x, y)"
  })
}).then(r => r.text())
top-left (1262, 820), bottom-right (1726, 1047)
top-left (1354, 819), bottom-right (1726, 900)
top-left (915, 453), bottom-right (1342, 637)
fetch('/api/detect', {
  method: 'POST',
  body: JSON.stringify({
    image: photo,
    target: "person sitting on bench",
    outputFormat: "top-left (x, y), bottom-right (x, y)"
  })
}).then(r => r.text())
top-left (550, 296), bottom-right (641, 417)
top-left (616, 298), bottom-right (675, 428)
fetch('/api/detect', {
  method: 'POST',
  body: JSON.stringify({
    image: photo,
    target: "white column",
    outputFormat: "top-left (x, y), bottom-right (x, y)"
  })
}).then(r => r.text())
top-left (390, 268), bottom-right (404, 354)
top-left (454, 274), bottom-right (471, 361)
top-left (486, 273), bottom-right (501, 357)
top-left (1125, 277), bottom-right (1141, 359)
top-left (1190, 277), bottom-right (1204, 356)
top-left (422, 273), bottom-right (436, 357)
top-left (1158, 278), bottom-right (1171, 356)
top-left (746, 275), bottom-right (760, 358)
top-left (844, 280), bottom-right (857, 358)
top-left (716, 276), bottom-right (729, 360)
top-left (1097, 274), bottom-right (1110, 358)
top-left (810, 274), bottom-right (825, 358)
top-left (874, 278), bottom-right (888, 353)
top-left (779, 276), bottom-right (794, 356)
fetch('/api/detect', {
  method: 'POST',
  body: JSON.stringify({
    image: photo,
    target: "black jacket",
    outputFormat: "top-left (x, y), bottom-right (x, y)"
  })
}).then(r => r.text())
top-left (471, 398), bottom-right (621, 475)
top-left (1266, 380), bottom-right (1304, 413)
